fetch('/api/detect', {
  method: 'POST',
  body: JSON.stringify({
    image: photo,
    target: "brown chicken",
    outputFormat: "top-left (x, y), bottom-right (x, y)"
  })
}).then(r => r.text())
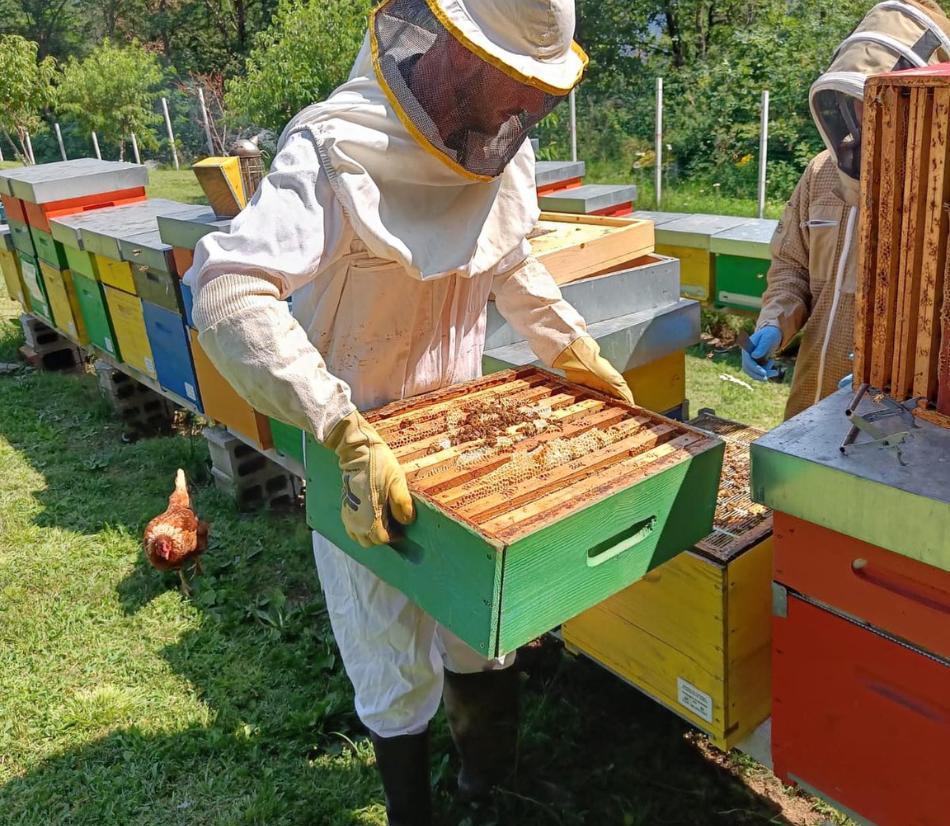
top-left (143, 469), bottom-right (209, 595)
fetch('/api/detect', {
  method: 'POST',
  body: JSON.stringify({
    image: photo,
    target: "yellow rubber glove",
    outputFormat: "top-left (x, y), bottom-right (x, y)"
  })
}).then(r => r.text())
top-left (553, 336), bottom-right (635, 405)
top-left (323, 411), bottom-right (415, 548)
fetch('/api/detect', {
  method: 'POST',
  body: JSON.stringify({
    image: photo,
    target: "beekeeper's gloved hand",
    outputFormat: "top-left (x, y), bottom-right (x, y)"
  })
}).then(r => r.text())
top-left (742, 325), bottom-right (782, 382)
top-left (554, 336), bottom-right (635, 405)
top-left (324, 411), bottom-right (415, 548)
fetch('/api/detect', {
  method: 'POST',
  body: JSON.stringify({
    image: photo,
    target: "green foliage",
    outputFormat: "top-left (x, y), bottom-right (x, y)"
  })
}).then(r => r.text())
top-left (56, 39), bottom-right (164, 160)
top-left (571, 0), bottom-right (877, 203)
top-left (0, 34), bottom-right (57, 163)
top-left (225, 0), bottom-right (371, 133)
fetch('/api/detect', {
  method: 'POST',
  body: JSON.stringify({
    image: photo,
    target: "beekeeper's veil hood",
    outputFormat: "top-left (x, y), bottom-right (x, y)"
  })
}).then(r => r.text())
top-left (277, 0), bottom-right (587, 281)
top-left (810, 0), bottom-right (950, 179)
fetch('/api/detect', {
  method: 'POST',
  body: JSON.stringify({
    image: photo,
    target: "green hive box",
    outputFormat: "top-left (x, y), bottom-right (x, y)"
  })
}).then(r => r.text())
top-left (269, 418), bottom-right (305, 465)
top-left (17, 252), bottom-right (52, 324)
top-left (305, 368), bottom-right (724, 657)
top-left (710, 219), bottom-right (777, 312)
top-left (73, 272), bottom-right (121, 359)
top-left (30, 227), bottom-right (69, 269)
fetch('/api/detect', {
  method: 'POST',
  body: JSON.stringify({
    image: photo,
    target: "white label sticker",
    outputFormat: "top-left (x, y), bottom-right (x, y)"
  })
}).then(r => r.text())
top-left (677, 678), bottom-right (714, 723)
top-left (105, 337), bottom-right (114, 354)
top-left (184, 382), bottom-right (196, 401)
top-left (144, 356), bottom-right (154, 374)
top-left (68, 323), bottom-right (77, 337)
top-left (21, 261), bottom-right (40, 298)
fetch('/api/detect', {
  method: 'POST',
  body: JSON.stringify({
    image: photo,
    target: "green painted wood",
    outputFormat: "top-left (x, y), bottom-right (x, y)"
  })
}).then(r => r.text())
top-left (73, 272), bottom-right (121, 359)
top-left (132, 265), bottom-right (182, 314)
top-left (9, 220), bottom-right (35, 257)
top-left (270, 418), bottom-right (306, 464)
top-left (64, 245), bottom-right (99, 281)
top-left (30, 227), bottom-right (69, 269)
top-left (305, 437), bottom-right (503, 656)
top-left (714, 254), bottom-right (770, 311)
top-left (498, 443), bottom-right (723, 654)
top-left (17, 252), bottom-right (52, 324)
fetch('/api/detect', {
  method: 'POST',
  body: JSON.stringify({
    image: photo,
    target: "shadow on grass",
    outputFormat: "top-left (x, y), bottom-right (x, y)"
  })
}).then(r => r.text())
top-left (0, 312), bottom-right (798, 825)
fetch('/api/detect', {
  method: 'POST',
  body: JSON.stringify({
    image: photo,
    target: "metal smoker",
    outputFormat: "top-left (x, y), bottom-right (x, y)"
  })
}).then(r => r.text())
top-left (230, 138), bottom-right (264, 203)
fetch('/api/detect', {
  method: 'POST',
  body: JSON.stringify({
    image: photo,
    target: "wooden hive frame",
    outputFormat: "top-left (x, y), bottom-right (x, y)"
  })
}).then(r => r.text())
top-left (363, 367), bottom-right (717, 544)
top-left (855, 67), bottom-right (950, 415)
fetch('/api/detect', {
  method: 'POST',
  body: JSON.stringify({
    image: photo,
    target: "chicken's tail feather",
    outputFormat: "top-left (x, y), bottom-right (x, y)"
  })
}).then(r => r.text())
top-left (175, 468), bottom-right (187, 493)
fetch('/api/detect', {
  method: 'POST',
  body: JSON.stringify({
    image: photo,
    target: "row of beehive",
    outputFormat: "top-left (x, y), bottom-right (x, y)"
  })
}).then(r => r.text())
top-left (0, 159), bottom-right (306, 466)
top-left (636, 211), bottom-right (778, 310)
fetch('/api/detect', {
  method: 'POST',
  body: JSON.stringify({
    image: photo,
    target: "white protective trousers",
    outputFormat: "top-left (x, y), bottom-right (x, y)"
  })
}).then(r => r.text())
top-left (312, 535), bottom-right (515, 737)
top-left (191, 134), bottom-right (586, 739)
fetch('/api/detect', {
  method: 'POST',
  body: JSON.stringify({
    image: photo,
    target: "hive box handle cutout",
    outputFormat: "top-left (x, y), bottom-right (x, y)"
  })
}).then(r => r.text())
top-left (851, 558), bottom-right (950, 615)
top-left (587, 516), bottom-right (657, 568)
top-left (389, 535), bottom-right (426, 565)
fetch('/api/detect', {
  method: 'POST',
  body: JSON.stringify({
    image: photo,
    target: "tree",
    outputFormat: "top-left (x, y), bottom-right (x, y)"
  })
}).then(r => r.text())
top-left (226, 0), bottom-right (371, 133)
top-left (57, 39), bottom-right (164, 160)
top-left (0, 35), bottom-right (57, 163)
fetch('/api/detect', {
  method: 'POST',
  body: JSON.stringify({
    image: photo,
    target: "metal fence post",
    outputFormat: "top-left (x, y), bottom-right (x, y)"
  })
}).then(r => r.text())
top-left (91, 131), bottom-right (102, 159)
top-left (655, 78), bottom-right (664, 209)
top-left (197, 87), bottom-right (215, 155)
top-left (758, 90), bottom-right (770, 219)
top-left (131, 133), bottom-right (141, 165)
top-left (161, 97), bottom-right (180, 170)
top-left (24, 132), bottom-right (35, 164)
top-left (569, 89), bottom-right (577, 162)
top-left (54, 123), bottom-right (67, 161)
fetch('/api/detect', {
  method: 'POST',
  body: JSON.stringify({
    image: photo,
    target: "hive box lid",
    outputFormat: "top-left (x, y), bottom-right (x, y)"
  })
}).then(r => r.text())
top-left (0, 159), bottom-right (147, 204)
top-left (710, 219), bottom-right (778, 259)
top-left (119, 204), bottom-right (212, 272)
top-left (751, 388), bottom-right (950, 571)
top-left (655, 214), bottom-right (753, 249)
top-left (77, 200), bottom-right (207, 260)
top-left (540, 183), bottom-right (637, 214)
top-left (632, 210), bottom-right (690, 226)
top-left (157, 212), bottom-right (231, 250)
top-left (535, 160), bottom-right (586, 188)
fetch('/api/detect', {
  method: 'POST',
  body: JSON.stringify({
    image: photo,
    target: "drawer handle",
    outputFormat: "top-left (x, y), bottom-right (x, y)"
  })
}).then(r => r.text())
top-left (587, 516), bottom-right (657, 567)
top-left (852, 558), bottom-right (950, 615)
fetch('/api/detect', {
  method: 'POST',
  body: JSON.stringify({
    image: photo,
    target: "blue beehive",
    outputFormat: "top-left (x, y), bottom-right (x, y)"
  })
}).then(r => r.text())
top-left (142, 300), bottom-right (203, 411)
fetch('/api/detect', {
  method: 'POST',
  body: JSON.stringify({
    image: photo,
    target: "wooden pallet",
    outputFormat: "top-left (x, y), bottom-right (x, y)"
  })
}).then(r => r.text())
top-left (305, 367), bottom-right (724, 657)
top-left (855, 66), bottom-right (950, 417)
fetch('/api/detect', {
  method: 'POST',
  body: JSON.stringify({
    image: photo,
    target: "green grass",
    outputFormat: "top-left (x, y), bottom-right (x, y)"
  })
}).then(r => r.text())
top-left (145, 168), bottom-right (207, 204)
top-left (0, 294), bottom-right (845, 825)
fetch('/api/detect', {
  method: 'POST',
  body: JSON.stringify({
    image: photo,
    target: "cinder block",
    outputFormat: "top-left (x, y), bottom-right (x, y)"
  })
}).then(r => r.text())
top-left (20, 314), bottom-right (62, 351)
top-left (93, 359), bottom-right (175, 437)
top-left (210, 465), bottom-right (298, 510)
top-left (203, 426), bottom-right (269, 479)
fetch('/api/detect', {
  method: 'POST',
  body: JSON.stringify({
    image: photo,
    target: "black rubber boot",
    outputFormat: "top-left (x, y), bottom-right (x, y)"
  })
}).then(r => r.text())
top-left (442, 667), bottom-right (519, 804)
top-left (369, 728), bottom-right (432, 826)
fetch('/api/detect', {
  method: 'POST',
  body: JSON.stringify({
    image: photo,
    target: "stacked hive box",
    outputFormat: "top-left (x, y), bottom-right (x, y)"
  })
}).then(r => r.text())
top-left (752, 389), bottom-right (950, 825)
top-left (306, 367), bottom-right (724, 658)
top-left (709, 219), bottom-right (778, 312)
top-left (0, 225), bottom-right (28, 311)
top-left (539, 183), bottom-right (638, 218)
top-left (485, 212), bottom-right (693, 418)
top-left (652, 214), bottom-right (754, 304)
top-left (0, 160), bottom-right (148, 340)
top-left (534, 160), bottom-right (586, 196)
top-left (563, 414), bottom-right (773, 750)
top-left (157, 212), bottom-right (274, 450)
top-left (854, 64), bottom-right (950, 419)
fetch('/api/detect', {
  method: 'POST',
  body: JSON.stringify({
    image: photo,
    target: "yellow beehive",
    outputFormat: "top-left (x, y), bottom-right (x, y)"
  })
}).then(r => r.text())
top-left (622, 351), bottom-right (686, 416)
top-left (562, 414), bottom-right (773, 750)
top-left (103, 284), bottom-right (156, 378)
top-left (39, 261), bottom-right (88, 344)
top-left (95, 254), bottom-right (136, 294)
top-left (0, 248), bottom-right (28, 310)
top-left (655, 244), bottom-right (714, 304)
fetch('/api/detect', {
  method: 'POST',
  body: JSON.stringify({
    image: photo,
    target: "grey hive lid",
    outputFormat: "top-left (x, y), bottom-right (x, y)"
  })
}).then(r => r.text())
top-left (77, 200), bottom-right (210, 260)
top-left (710, 219), bottom-right (779, 259)
top-left (157, 212), bottom-right (231, 250)
top-left (654, 214), bottom-right (754, 249)
top-left (535, 160), bottom-right (586, 187)
top-left (0, 158), bottom-right (147, 204)
top-left (539, 183), bottom-right (637, 214)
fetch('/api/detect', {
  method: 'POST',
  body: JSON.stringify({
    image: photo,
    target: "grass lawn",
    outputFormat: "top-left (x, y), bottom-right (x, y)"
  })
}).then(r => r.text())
top-left (0, 292), bottom-right (849, 826)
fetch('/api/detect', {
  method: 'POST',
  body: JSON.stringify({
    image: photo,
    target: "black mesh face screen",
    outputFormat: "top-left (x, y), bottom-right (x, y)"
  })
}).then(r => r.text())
top-left (373, 0), bottom-right (566, 178)
top-left (814, 88), bottom-right (863, 180)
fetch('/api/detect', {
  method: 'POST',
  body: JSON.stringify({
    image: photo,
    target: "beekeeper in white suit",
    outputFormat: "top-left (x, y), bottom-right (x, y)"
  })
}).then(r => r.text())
top-left (187, 1), bottom-right (632, 822)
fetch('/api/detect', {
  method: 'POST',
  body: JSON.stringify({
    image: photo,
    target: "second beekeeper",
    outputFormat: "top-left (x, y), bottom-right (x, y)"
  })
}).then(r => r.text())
top-left (743, 0), bottom-right (950, 419)
top-left (186, 1), bottom-right (633, 823)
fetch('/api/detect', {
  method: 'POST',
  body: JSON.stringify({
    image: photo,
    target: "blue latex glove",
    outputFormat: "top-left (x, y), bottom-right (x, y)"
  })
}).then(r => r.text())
top-left (741, 325), bottom-right (782, 382)
top-left (838, 373), bottom-right (853, 391)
